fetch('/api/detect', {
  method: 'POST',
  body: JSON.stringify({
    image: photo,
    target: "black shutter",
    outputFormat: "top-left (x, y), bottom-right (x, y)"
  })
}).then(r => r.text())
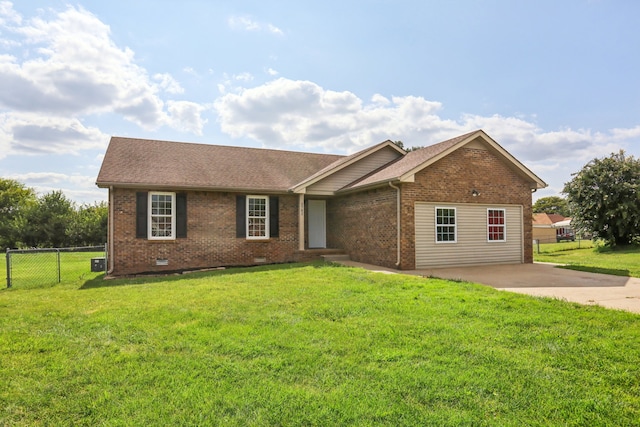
top-left (136, 192), bottom-right (148, 238)
top-left (176, 193), bottom-right (187, 238)
top-left (236, 195), bottom-right (246, 238)
top-left (269, 196), bottom-right (279, 238)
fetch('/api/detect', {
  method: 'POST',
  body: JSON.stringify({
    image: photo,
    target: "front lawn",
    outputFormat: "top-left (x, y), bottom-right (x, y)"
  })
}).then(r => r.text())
top-left (534, 244), bottom-right (640, 277)
top-left (1, 263), bottom-right (639, 426)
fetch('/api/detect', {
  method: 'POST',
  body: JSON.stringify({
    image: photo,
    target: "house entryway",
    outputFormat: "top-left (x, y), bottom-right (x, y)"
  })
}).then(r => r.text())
top-left (308, 200), bottom-right (326, 248)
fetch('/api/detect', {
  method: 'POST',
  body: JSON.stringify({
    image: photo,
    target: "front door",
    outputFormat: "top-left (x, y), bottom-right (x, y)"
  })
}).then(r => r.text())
top-left (308, 200), bottom-right (326, 248)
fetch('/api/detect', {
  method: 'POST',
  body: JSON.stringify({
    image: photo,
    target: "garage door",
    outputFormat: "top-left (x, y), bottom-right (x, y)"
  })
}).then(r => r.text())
top-left (415, 202), bottom-right (523, 268)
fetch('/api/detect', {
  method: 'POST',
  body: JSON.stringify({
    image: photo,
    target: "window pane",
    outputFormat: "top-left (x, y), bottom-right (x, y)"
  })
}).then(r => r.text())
top-left (150, 193), bottom-right (174, 239)
top-left (247, 196), bottom-right (268, 238)
top-left (488, 210), bottom-right (505, 241)
top-left (436, 208), bottom-right (456, 242)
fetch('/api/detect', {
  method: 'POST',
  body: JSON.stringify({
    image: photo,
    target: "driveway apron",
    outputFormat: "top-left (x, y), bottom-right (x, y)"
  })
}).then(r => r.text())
top-left (337, 261), bottom-right (640, 314)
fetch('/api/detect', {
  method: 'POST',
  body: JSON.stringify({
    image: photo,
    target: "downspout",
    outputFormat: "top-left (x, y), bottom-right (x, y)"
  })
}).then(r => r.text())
top-left (389, 182), bottom-right (401, 267)
top-left (107, 186), bottom-right (115, 275)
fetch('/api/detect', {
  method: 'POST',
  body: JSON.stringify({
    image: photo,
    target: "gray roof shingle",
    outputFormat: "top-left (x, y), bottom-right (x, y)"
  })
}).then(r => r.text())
top-left (96, 137), bottom-right (343, 192)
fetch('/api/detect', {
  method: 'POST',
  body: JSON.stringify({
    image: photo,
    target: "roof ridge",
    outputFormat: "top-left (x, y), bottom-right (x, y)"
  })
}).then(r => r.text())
top-left (110, 136), bottom-right (344, 158)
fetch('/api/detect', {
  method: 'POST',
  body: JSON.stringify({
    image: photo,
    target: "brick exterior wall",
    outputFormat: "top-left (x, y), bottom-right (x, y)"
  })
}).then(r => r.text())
top-left (109, 189), bottom-right (302, 275)
top-left (326, 186), bottom-right (399, 267)
top-left (108, 147), bottom-right (534, 275)
top-left (327, 147), bottom-right (534, 270)
top-left (398, 147), bottom-right (534, 269)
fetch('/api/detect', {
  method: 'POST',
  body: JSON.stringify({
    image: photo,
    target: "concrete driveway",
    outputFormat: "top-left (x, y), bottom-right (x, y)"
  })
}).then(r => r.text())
top-left (337, 261), bottom-right (640, 314)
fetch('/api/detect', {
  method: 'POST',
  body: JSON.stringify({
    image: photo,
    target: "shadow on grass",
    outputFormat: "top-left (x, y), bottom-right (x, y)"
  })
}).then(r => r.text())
top-left (558, 265), bottom-right (631, 277)
top-left (79, 261), bottom-right (330, 290)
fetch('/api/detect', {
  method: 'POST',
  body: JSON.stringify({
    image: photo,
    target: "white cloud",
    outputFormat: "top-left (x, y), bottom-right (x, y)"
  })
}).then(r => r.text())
top-left (214, 78), bottom-right (456, 152)
top-left (213, 78), bottom-right (640, 166)
top-left (153, 73), bottom-right (184, 94)
top-left (0, 1), bottom-right (20, 26)
top-left (167, 101), bottom-right (208, 135)
top-left (0, 112), bottom-right (107, 158)
top-left (0, 3), bottom-right (207, 157)
top-left (227, 15), bottom-right (284, 35)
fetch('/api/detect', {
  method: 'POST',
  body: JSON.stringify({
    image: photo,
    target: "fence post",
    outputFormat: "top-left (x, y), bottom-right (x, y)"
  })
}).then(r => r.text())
top-left (6, 248), bottom-right (10, 288)
top-left (57, 249), bottom-right (61, 283)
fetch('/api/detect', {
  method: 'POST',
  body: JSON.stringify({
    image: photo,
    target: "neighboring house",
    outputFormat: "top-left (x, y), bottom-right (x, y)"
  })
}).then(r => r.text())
top-left (96, 130), bottom-right (547, 276)
top-left (532, 213), bottom-right (574, 243)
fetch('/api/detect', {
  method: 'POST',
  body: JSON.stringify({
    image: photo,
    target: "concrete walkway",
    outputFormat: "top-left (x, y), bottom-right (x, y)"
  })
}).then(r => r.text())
top-left (335, 261), bottom-right (640, 314)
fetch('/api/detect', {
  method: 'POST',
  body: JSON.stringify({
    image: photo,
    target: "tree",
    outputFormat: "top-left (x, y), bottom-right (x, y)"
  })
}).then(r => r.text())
top-left (392, 141), bottom-right (424, 152)
top-left (0, 178), bottom-right (36, 249)
top-left (563, 150), bottom-right (640, 246)
top-left (23, 190), bottom-right (75, 248)
top-left (532, 196), bottom-right (569, 217)
top-left (67, 202), bottom-right (108, 246)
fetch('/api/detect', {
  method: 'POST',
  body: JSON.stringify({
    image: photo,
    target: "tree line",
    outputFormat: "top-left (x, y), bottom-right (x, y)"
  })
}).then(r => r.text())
top-left (0, 178), bottom-right (107, 250)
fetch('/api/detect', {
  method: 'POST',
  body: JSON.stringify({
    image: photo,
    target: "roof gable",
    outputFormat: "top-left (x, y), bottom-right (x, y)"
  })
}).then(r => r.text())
top-left (342, 130), bottom-right (547, 191)
top-left (290, 140), bottom-right (405, 194)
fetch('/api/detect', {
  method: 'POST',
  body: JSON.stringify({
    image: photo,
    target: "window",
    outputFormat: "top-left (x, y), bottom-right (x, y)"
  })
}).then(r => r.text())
top-left (487, 209), bottom-right (506, 242)
top-left (247, 196), bottom-right (269, 239)
top-left (149, 192), bottom-right (175, 240)
top-left (435, 207), bottom-right (456, 243)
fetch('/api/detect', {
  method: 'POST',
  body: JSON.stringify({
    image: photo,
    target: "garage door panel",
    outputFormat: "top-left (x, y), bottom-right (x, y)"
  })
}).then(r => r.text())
top-left (415, 203), bottom-right (523, 268)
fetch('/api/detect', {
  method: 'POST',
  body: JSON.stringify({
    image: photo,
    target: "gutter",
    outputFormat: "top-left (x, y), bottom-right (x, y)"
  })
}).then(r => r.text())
top-left (388, 182), bottom-right (401, 267)
top-left (107, 186), bottom-right (114, 275)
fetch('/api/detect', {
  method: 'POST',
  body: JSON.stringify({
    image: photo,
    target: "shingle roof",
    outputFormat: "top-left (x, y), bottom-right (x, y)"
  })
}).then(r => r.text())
top-left (341, 131), bottom-right (480, 190)
top-left (96, 130), bottom-right (546, 194)
top-left (96, 137), bottom-right (343, 192)
top-left (533, 213), bottom-right (568, 225)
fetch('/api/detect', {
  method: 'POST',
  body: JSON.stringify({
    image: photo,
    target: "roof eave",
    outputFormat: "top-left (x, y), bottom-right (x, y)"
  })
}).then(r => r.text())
top-left (96, 181), bottom-right (291, 195)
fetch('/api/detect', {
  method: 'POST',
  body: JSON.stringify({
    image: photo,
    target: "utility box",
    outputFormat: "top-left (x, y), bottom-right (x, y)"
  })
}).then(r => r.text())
top-left (91, 257), bottom-right (106, 272)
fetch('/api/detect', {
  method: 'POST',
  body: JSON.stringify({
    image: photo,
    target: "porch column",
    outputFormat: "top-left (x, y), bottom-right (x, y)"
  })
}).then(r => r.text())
top-left (298, 193), bottom-right (305, 251)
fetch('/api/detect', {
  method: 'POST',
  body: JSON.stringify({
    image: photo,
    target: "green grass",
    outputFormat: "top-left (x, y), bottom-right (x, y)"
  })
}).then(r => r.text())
top-left (534, 244), bottom-right (640, 277)
top-left (1, 263), bottom-right (639, 426)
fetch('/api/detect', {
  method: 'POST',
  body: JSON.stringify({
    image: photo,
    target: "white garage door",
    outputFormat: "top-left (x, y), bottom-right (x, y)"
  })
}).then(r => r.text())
top-left (415, 202), bottom-right (523, 268)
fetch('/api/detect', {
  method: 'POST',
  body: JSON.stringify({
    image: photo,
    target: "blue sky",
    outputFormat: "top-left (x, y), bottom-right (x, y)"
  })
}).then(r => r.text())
top-left (1, 0), bottom-right (639, 204)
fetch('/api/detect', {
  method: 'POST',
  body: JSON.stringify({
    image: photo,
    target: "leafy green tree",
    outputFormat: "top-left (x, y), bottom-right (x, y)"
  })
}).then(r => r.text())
top-left (0, 178), bottom-right (36, 249)
top-left (23, 190), bottom-right (75, 248)
top-left (563, 150), bottom-right (640, 246)
top-left (67, 202), bottom-right (108, 246)
top-left (532, 196), bottom-right (569, 216)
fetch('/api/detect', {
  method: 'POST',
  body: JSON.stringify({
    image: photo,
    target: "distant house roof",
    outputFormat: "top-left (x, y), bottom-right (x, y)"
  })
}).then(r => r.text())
top-left (533, 213), bottom-right (568, 226)
top-left (96, 130), bottom-right (547, 194)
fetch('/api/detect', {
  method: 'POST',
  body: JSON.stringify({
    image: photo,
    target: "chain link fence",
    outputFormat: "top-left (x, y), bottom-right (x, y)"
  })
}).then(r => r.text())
top-left (5, 245), bottom-right (107, 289)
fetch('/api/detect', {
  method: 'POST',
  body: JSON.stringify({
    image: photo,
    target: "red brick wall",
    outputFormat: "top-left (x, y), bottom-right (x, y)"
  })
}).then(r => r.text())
top-left (326, 186), bottom-right (399, 267)
top-left (327, 147), bottom-right (534, 270)
top-left (399, 147), bottom-right (534, 269)
top-left (109, 189), bottom-right (301, 275)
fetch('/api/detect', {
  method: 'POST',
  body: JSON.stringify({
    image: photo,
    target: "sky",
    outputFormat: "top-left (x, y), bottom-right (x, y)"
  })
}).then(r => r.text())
top-left (1, 0), bottom-right (639, 205)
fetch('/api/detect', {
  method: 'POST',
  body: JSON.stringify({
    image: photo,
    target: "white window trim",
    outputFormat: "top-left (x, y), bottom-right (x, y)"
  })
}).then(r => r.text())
top-left (246, 195), bottom-right (269, 240)
top-left (435, 206), bottom-right (457, 244)
top-left (148, 191), bottom-right (176, 240)
top-left (487, 208), bottom-right (507, 243)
